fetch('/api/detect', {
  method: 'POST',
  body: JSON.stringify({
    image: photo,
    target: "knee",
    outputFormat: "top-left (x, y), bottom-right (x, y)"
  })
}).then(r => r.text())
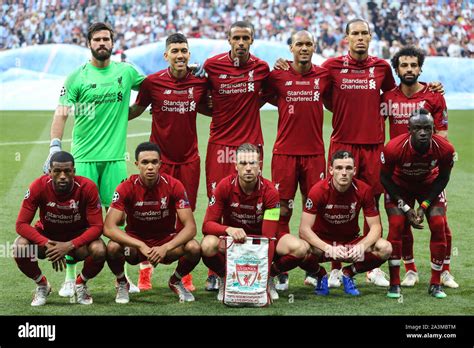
top-left (89, 240), bottom-right (106, 262)
top-left (200, 235), bottom-right (219, 257)
top-left (13, 236), bottom-right (33, 259)
top-left (428, 215), bottom-right (446, 241)
top-left (377, 239), bottom-right (392, 260)
top-left (106, 240), bottom-right (123, 259)
top-left (289, 240), bottom-right (307, 259)
top-left (185, 239), bottom-right (201, 257)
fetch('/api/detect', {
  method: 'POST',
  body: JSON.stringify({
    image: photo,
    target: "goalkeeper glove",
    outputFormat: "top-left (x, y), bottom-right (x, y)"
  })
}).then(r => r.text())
top-left (42, 138), bottom-right (62, 174)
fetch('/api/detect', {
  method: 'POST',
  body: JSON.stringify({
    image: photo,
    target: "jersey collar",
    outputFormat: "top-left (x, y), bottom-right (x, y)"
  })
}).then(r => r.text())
top-left (233, 175), bottom-right (262, 197)
top-left (166, 67), bottom-right (190, 81)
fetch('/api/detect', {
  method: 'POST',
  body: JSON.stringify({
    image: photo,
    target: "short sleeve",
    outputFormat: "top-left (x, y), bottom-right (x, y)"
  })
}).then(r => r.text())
top-left (58, 69), bottom-right (81, 107)
top-left (110, 182), bottom-right (128, 212)
top-left (173, 179), bottom-right (191, 210)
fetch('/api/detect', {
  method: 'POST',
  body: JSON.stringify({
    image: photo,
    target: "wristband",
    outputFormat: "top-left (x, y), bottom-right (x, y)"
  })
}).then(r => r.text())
top-left (50, 138), bottom-right (61, 148)
top-left (420, 200), bottom-right (431, 210)
top-left (401, 204), bottom-right (411, 213)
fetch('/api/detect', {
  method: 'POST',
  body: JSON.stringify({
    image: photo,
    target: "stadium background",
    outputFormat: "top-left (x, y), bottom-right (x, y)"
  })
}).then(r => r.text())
top-left (0, 0), bottom-right (473, 316)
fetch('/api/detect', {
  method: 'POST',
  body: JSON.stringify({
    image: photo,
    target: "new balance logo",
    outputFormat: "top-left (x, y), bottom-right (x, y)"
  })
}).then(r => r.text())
top-left (340, 69), bottom-right (348, 74)
top-left (219, 74), bottom-right (227, 79)
top-left (164, 89), bottom-right (172, 94)
top-left (230, 202), bottom-right (239, 208)
top-left (285, 81), bottom-right (293, 86)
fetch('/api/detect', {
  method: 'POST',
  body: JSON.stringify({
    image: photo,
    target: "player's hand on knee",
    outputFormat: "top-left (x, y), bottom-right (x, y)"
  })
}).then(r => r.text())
top-left (42, 138), bottom-right (62, 174)
top-left (326, 245), bottom-right (347, 260)
top-left (147, 245), bottom-right (169, 266)
top-left (226, 227), bottom-right (247, 243)
top-left (45, 240), bottom-right (74, 262)
top-left (415, 206), bottom-right (425, 224)
top-left (273, 58), bottom-right (289, 71)
top-left (347, 244), bottom-right (365, 262)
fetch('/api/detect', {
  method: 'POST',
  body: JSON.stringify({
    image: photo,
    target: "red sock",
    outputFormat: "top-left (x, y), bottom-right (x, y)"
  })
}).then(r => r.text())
top-left (202, 253), bottom-right (226, 278)
top-left (331, 261), bottom-right (342, 270)
top-left (443, 219), bottom-right (452, 272)
top-left (300, 253), bottom-right (321, 273)
top-left (428, 215), bottom-right (446, 284)
top-left (36, 275), bottom-right (47, 286)
top-left (208, 269), bottom-right (217, 276)
top-left (76, 274), bottom-right (86, 285)
top-left (15, 254), bottom-right (42, 281)
top-left (81, 255), bottom-right (105, 280)
top-left (342, 265), bottom-right (355, 277)
top-left (402, 224), bottom-right (417, 272)
top-left (353, 252), bottom-right (384, 274)
top-left (388, 260), bottom-right (401, 286)
top-left (315, 265), bottom-right (327, 278)
top-left (270, 254), bottom-right (302, 277)
top-left (174, 256), bottom-right (199, 280)
top-left (106, 255), bottom-right (125, 278)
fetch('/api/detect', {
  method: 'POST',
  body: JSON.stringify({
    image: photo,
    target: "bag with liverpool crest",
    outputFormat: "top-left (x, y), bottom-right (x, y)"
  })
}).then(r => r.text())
top-left (223, 235), bottom-right (271, 307)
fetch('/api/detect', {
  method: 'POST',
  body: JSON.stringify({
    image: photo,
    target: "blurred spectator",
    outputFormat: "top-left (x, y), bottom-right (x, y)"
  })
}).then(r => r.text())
top-left (0, 0), bottom-right (472, 59)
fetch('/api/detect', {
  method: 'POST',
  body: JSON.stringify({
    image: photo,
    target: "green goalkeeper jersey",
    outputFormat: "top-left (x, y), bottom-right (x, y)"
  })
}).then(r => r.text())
top-left (59, 61), bottom-right (145, 162)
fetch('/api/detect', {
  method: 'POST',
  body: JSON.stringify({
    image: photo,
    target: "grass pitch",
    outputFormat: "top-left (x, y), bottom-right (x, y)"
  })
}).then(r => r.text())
top-left (0, 109), bottom-right (473, 315)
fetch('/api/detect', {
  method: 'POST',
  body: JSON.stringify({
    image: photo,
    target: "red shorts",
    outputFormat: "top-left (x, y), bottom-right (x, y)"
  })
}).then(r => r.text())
top-left (384, 189), bottom-right (447, 211)
top-left (161, 158), bottom-right (200, 211)
top-left (205, 142), bottom-right (263, 198)
top-left (126, 232), bottom-right (177, 265)
top-left (328, 140), bottom-right (384, 195)
top-left (33, 222), bottom-right (88, 257)
top-left (272, 154), bottom-right (325, 200)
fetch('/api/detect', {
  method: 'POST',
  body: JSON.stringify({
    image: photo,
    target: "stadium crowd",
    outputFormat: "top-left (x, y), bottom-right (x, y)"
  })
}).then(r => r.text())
top-left (1, 0), bottom-right (473, 58)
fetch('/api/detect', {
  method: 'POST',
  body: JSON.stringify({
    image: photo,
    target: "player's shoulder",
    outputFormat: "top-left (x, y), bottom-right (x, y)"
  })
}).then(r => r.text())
top-left (309, 178), bottom-right (330, 195)
top-left (352, 177), bottom-right (372, 194)
top-left (204, 52), bottom-right (229, 67)
top-left (432, 134), bottom-right (454, 152)
top-left (30, 175), bottom-right (50, 190)
top-left (386, 133), bottom-right (410, 148)
top-left (117, 174), bottom-right (139, 190)
top-left (249, 53), bottom-right (269, 68)
top-left (321, 56), bottom-right (340, 68)
top-left (261, 177), bottom-right (278, 193)
top-left (370, 55), bottom-right (391, 67)
top-left (74, 175), bottom-right (97, 189)
top-left (382, 85), bottom-right (399, 98)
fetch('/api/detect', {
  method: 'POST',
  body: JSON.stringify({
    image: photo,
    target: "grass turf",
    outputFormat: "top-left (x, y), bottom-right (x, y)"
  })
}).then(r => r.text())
top-left (0, 109), bottom-right (472, 315)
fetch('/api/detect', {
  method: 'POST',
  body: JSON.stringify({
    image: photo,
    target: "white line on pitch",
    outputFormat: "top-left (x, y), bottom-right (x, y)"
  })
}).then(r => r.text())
top-left (0, 132), bottom-right (150, 146)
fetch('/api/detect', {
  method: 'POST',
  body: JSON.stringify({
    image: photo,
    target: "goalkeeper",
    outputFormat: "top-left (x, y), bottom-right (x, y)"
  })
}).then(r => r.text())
top-left (43, 22), bottom-right (145, 296)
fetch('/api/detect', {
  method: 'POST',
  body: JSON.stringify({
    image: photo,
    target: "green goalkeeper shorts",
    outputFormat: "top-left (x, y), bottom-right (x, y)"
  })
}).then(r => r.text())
top-left (75, 160), bottom-right (127, 207)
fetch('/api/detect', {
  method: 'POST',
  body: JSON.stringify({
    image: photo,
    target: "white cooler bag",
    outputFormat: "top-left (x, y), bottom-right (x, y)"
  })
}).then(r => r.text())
top-left (223, 235), bottom-right (271, 307)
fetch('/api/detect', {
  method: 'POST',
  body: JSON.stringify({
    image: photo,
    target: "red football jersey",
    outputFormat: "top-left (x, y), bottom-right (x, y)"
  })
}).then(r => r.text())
top-left (110, 173), bottom-right (190, 240)
top-left (16, 175), bottom-right (103, 247)
top-left (322, 54), bottom-right (396, 144)
top-left (204, 52), bottom-right (270, 146)
top-left (304, 178), bottom-right (379, 242)
top-left (136, 68), bottom-right (208, 164)
top-left (267, 63), bottom-right (330, 155)
top-left (381, 134), bottom-right (455, 189)
top-left (202, 175), bottom-right (280, 237)
top-left (381, 83), bottom-right (448, 139)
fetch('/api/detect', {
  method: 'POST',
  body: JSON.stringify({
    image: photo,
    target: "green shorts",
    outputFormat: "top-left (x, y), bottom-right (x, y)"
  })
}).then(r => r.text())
top-left (75, 161), bottom-right (127, 207)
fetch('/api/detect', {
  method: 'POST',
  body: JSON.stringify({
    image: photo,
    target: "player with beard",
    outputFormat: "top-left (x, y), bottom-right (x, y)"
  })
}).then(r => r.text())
top-left (381, 47), bottom-right (457, 291)
top-left (381, 110), bottom-right (455, 299)
top-left (43, 22), bottom-right (145, 297)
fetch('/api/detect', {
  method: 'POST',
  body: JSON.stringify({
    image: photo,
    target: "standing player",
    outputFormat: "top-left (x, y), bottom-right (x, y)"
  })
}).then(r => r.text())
top-left (202, 21), bottom-right (270, 290)
top-left (264, 30), bottom-right (330, 290)
top-left (201, 143), bottom-right (307, 301)
top-left (104, 142), bottom-right (200, 303)
top-left (381, 46), bottom-right (457, 289)
top-left (43, 22), bottom-right (144, 296)
top-left (381, 109), bottom-right (455, 299)
top-left (129, 33), bottom-right (210, 292)
top-left (14, 151), bottom-right (106, 306)
top-left (299, 150), bottom-right (392, 296)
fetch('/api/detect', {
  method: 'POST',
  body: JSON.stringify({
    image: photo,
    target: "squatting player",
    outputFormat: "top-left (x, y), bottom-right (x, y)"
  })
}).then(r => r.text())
top-left (264, 30), bottom-right (330, 290)
top-left (381, 109), bottom-right (455, 299)
top-left (202, 20), bottom-right (270, 290)
top-left (201, 143), bottom-right (307, 301)
top-left (15, 151), bottom-right (106, 306)
top-left (299, 150), bottom-right (392, 296)
top-left (381, 46), bottom-right (457, 289)
top-left (104, 142), bottom-right (200, 303)
top-left (44, 22), bottom-right (144, 296)
top-left (129, 33), bottom-right (210, 292)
